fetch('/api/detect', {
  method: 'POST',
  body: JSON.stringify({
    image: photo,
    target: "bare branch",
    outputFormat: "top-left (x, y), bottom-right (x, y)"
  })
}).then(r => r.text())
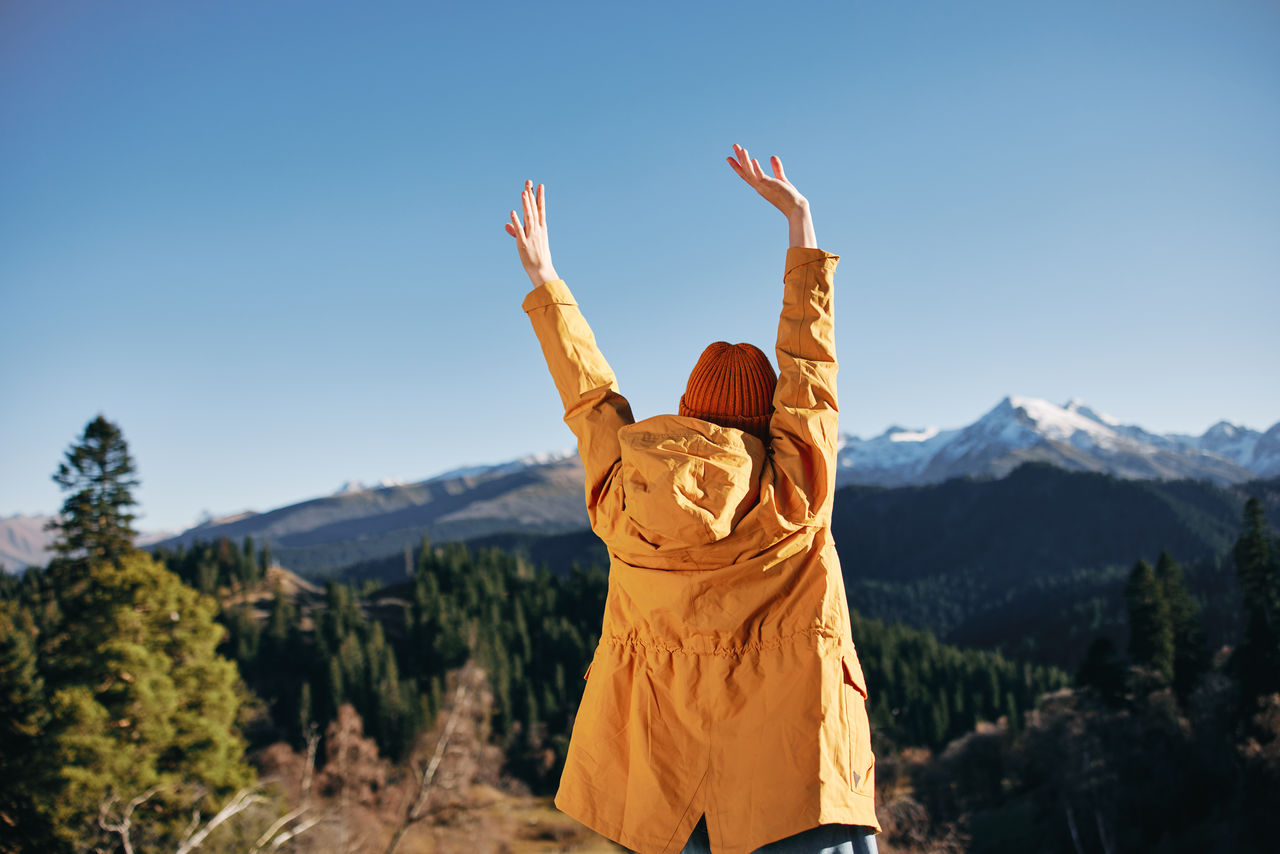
top-left (175, 787), bottom-right (266, 854)
top-left (269, 814), bottom-right (324, 850)
top-left (411, 677), bottom-right (471, 822)
top-left (249, 805), bottom-right (310, 853)
top-left (300, 723), bottom-right (320, 806)
top-left (1095, 808), bottom-right (1114, 854)
top-left (98, 784), bottom-right (168, 854)
top-left (383, 670), bottom-right (473, 854)
top-left (1062, 792), bottom-right (1085, 854)
top-left (248, 723), bottom-right (324, 854)
top-left (181, 810), bottom-right (201, 845)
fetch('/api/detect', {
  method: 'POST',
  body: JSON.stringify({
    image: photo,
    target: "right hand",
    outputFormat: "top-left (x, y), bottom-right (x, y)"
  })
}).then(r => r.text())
top-left (726, 144), bottom-right (809, 218)
top-left (726, 144), bottom-right (817, 248)
top-left (505, 179), bottom-right (560, 286)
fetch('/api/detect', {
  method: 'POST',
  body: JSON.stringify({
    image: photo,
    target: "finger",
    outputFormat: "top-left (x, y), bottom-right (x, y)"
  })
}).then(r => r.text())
top-left (733, 145), bottom-right (759, 185)
top-left (537, 183), bottom-right (547, 226)
top-left (750, 158), bottom-right (766, 181)
top-left (509, 210), bottom-right (526, 245)
top-left (771, 155), bottom-right (788, 183)
top-left (522, 187), bottom-right (535, 237)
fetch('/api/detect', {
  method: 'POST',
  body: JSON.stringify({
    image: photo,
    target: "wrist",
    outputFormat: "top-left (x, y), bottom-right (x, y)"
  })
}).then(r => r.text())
top-left (527, 265), bottom-right (560, 286)
top-left (787, 203), bottom-right (816, 249)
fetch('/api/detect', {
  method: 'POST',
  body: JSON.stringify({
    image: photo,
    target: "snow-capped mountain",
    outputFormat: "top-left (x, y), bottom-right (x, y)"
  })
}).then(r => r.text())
top-left (1174, 420), bottom-right (1280, 477)
top-left (6, 398), bottom-right (1275, 576)
top-left (332, 477), bottom-right (408, 495)
top-left (835, 396), bottom-right (1277, 487)
top-left (422, 449), bottom-right (576, 483)
top-left (329, 451), bottom-right (577, 497)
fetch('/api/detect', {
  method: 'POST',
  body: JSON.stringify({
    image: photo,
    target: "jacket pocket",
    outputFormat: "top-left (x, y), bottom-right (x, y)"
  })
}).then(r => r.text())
top-left (841, 652), bottom-right (875, 797)
top-left (583, 660), bottom-right (593, 681)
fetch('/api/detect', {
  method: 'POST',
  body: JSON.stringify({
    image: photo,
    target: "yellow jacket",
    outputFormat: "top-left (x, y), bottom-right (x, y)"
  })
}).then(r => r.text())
top-left (522, 247), bottom-right (878, 854)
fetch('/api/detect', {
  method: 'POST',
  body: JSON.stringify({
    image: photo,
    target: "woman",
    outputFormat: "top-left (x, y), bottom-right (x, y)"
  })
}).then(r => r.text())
top-left (505, 145), bottom-right (879, 854)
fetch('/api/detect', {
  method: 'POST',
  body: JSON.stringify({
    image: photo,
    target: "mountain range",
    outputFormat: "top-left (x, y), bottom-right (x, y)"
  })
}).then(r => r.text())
top-left (4, 396), bottom-right (1277, 574)
top-left (835, 396), bottom-right (1280, 487)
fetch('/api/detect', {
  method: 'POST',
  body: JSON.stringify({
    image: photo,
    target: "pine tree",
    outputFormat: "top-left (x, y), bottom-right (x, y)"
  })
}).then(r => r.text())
top-left (1125, 559), bottom-right (1175, 682)
top-left (0, 602), bottom-right (57, 850)
top-left (46, 415), bottom-right (139, 566)
top-left (241, 535), bottom-right (260, 585)
top-left (40, 552), bottom-right (254, 850)
top-left (1233, 498), bottom-right (1280, 703)
top-left (1075, 636), bottom-right (1125, 706)
top-left (1154, 550), bottom-right (1208, 700)
top-left (31, 418), bottom-right (254, 850)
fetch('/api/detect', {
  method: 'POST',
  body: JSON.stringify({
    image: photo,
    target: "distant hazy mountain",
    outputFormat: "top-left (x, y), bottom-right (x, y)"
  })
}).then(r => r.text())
top-left (835, 396), bottom-right (1280, 487)
top-left (149, 452), bottom-right (589, 575)
top-left (0, 514), bottom-right (54, 573)
top-left (0, 514), bottom-right (178, 574)
top-left (149, 396), bottom-right (1276, 576)
top-left (7, 397), bottom-right (1275, 576)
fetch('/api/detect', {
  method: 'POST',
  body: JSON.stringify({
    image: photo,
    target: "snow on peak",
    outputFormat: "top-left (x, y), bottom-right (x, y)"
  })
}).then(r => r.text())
top-left (1002, 396), bottom-right (1122, 445)
top-left (1203, 420), bottom-right (1240, 440)
top-left (888, 426), bottom-right (940, 443)
top-left (947, 395), bottom-right (1128, 457)
top-left (1063, 397), bottom-right (1121, 426)
top-left (333, 477), bottom-right (407, 496)
top-left (425, 448), bottom-right (577, 483)
top-left (513, 449), bottom-right (576, 467)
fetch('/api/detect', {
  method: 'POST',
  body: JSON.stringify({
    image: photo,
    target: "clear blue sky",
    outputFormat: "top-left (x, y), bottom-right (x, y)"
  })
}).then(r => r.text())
top-left (3, 0), bottom-right (1278, 533)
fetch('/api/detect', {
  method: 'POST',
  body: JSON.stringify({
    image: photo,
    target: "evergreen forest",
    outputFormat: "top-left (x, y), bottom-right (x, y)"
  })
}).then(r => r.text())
top-left (2, 416), bottom-right (1278, 853)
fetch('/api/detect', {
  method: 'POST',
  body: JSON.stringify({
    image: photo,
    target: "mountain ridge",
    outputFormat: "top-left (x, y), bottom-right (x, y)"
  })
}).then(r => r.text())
top-left (835, 395), bottom-right (1280, 487)
top-left (4, 396), bottom-right (1277, 574)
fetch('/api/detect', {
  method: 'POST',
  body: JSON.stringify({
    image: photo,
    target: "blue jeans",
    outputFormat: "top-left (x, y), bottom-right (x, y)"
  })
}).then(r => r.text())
top-left (679, 815), bottom-right (879, 854)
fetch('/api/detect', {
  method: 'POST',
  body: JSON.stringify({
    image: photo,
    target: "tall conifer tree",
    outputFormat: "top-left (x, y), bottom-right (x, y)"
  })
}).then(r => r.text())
top-left (46, 415), bottom-right (139, 566)
top-left (1153, 550), bottom-right (1208, 700)
top-left (0, 602), bottom-right (56, 850)
top-left (1233, 498), bottom-right (1280, 703)
top-left (1125, 559), bottom-right (1175, 682)
top-left (32, 416), bottom-right (254, 851)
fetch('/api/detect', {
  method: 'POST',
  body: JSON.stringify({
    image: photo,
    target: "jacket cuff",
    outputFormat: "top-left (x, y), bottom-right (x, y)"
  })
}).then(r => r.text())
top-left (784, 247), bottom-right (839, 279)
top-left (522, 279), bottom-right (575, 313)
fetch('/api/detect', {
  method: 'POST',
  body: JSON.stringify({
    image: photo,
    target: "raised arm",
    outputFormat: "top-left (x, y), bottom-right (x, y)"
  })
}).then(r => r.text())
top-left (507, 181), bottom-right (634, 525)
top-left (727, 146), bottom-right (840, 523)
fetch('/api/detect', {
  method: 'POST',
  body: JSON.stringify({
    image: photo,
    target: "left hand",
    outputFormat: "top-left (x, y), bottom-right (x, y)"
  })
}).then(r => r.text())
top-left (505, 180), bottom-right (560, 286)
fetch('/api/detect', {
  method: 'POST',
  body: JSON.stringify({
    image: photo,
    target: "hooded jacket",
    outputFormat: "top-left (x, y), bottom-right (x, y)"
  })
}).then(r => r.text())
top-left (522, 247), bottom-right (878, 854)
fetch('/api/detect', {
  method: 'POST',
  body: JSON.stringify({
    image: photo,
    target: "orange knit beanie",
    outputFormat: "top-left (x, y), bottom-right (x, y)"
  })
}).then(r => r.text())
top-left (678, 342), bottom-right (777, 443)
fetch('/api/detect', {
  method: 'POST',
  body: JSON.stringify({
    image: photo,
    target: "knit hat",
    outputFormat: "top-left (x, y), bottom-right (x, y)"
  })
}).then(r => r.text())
top-left (678, 342), bottom-right (777, 444)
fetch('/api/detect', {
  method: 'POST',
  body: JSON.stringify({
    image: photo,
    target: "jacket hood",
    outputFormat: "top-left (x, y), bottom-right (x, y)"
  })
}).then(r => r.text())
top-left (616, 415), bottom-right (766, 553)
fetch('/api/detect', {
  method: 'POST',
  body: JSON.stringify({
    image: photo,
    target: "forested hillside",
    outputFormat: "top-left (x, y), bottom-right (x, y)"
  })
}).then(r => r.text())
top-left (330, 464), bottom-right (1280, 672)
top-left (143, 535), bottom-right (1065, 771)
top-left (5, 416), bottom-right (1279, 852)
top-left (834, 463), bottom-right (1280, 668)
top-left (12, 501), bottom-right (1278, 852)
